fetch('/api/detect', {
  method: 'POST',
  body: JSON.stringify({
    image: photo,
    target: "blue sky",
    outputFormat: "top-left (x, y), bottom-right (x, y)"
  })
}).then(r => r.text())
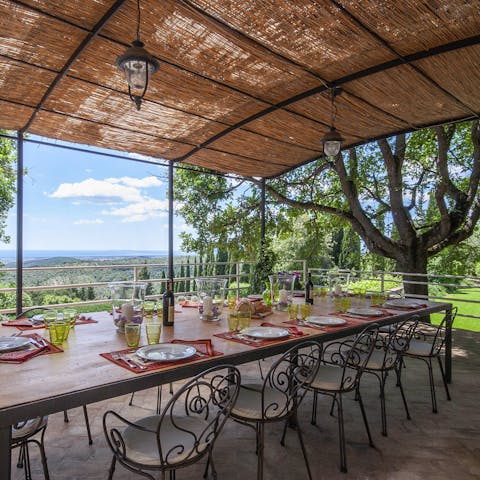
top-left (0, 136), bottom-right (192, 251)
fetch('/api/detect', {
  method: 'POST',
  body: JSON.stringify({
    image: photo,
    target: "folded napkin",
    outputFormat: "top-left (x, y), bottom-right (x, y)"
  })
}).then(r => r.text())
top-left (171, 338), bottom-right (215, 355)
top-left (0, 333), bottom-right (63, 363)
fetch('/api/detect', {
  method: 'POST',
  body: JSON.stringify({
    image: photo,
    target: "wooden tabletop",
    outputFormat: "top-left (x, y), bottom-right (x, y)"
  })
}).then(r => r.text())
top-left (0, 298), bottom-right (451, 426)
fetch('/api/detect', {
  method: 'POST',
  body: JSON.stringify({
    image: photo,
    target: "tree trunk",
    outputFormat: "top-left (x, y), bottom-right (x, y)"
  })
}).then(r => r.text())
top-left (396, 249), bottom-right (429, 298)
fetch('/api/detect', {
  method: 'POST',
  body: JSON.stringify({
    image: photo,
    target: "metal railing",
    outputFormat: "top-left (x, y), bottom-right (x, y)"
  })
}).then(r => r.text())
top-left (0, 261), bottom-right (478, 327)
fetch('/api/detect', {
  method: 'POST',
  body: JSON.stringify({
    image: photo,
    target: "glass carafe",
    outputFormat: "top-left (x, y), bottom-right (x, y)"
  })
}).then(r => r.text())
top-left (108, 281), bottom-right (146, 332)
top-left (195, 277), bottom-right (227, 321)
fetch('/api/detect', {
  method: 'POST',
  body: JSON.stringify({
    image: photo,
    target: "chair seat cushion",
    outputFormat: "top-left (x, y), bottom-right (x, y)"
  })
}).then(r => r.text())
top-left (406, 339), bottom-right (433, 357)
top-left (364, 349), bottom-right (397, 371)
top-left (310, 364), bottom-right (358, 392)
top-left (12, 417), bottom-right (48, 441)
top-left (122, 415), bottom-right (209, 466)
top-left (231, 383), bottom-right (290, 421)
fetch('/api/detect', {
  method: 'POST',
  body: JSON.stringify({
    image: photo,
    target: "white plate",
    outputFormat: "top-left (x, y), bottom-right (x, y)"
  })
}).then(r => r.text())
top-left (305, 316), bottom-right (347, 326)
top-left (0, 336), bottom-right (32, 353)
top-left (240, 326), bottom-right (290, 339)
top-left (136, 344), bottom-right (197, 362)
top-left (347, 307), bottom-right (384, 316)
top-left (384, 299), bottom-right (425, 308)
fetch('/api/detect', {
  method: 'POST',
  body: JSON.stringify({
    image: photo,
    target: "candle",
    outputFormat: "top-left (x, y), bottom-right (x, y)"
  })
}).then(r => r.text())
top-left (121, 303), bottom-right (134, 323)
top-left (279, 288), bottom-right (288, 304)
top-left (203, 296), bottom-right (213, 316)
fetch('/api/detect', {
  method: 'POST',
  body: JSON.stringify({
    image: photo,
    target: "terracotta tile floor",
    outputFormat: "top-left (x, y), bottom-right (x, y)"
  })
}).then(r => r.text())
top-left (12, 329), bottom-right (480, 479)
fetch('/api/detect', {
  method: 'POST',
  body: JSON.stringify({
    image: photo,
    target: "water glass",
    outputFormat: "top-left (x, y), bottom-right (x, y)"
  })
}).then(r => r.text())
top-left (237, 311), bottom-right (251, 330)
top-left (299, 304), bottom-right (312, 321)
top-left (125, 324), bottom-right (141, 348)
top-left (371, 292), bottom-right (387, 306)
top-left (287, 304), bottom-right (298, 320)
top-left (227, 311), bottom-right (239, 331)
top-left (48, 321), bottom-right (69, 345)
top-left (145, 323), bottom-right (161, 344)
top-left (144, 301), bottom-right (155, 318)
top-left (43, 311), bottom-right (58, 330)
top-left (63, 308), bottom-right (77, 327)
top-left (339, 296), bottom-right (352, 312)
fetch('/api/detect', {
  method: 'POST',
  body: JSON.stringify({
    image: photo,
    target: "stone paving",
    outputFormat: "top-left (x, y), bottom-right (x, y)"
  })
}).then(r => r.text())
top-left (12, 329), bottom-right (480, 480)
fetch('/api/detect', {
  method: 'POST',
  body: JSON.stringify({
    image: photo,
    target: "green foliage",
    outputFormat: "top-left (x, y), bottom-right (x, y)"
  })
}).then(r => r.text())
top-left (138, 262), bottom-right (154, 296)
top-left (0, 133), bottom-right (16, 244)
top-left (250, 242), bottom-right (277, 294)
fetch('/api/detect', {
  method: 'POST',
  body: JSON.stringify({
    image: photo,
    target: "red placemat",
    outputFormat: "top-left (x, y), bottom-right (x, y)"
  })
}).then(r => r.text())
top-left (100, 339), bottom-right (223, 373)
top-left (0, 333), bottom-right (63, 363)
top-left (2, 316), bottom-right (98, 331)
top-left (215, 326), bottom-right (308, 348)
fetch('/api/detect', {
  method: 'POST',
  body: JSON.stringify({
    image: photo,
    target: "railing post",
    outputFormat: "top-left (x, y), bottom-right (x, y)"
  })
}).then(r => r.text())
top-left (236, 262), bottom-right (241, 298)
top-left (133, 266), bottom-right (138, 282)
top-left (380, 271), bottom-right (385, 293)
top-left (303, 259), bottom-right (307, 285)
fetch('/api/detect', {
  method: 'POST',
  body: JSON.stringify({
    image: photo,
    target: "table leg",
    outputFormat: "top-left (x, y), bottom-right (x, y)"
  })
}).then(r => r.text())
top-left (0, 424), bottom-right (12, 479)
top-left (445, 307), bottom-right (453, 383)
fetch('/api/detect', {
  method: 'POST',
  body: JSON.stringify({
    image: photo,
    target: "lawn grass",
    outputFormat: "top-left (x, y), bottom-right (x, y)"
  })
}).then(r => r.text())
top-left (431, 287), bottom-right (480, 332)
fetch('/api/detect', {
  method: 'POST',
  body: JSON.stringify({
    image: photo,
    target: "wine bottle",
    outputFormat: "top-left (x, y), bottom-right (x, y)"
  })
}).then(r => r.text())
top-left (305, 272), bottom-right (314, 305)
top-left (162, 280), bottom-right (175, 326)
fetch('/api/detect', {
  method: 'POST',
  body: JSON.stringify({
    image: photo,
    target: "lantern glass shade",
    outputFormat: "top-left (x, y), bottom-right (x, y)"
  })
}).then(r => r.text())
top-left (116, 40), bottom-right (159, 92)
top-left (321, 128), bottom-right (343, 157)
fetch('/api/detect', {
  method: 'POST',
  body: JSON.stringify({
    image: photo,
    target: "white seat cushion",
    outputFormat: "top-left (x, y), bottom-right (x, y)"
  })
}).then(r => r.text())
top-left (231, 383), bottom-right (290, 421)
top-left (406, 339), bottom-right (433, 357)
top-left (364, 349), bottom-right (397, 371)
top-left (122, 415), bottom-right (210, 466)
top-left (12, 417), bottom-right (48, 441)
top-left (310, 364), bottom-right (358, 392)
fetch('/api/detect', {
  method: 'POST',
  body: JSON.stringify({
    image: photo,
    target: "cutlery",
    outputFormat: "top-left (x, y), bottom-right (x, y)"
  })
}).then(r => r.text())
top-left (125, 354), bottom-right (147, 370)
top-left (112, 353), bottom-right (137, 369)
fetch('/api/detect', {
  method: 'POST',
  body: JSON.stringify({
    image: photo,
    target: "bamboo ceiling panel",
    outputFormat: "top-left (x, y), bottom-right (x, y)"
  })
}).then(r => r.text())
top-left (69, 37), bottom-right (269, 124)
top-left (0, 100), bottom-right (34, 130)
top-left (339, 0), bottom-right (480, 56)
top-left (414, 45), bottom-right (480, 113)
top-left (0, 58), bottom-right (56, 106)
top-left (187, 0), bottom-right (396, 81)
top-left (101, 0), bottom-right (323, 103)
top-left (19, 0), bottom-right (115, 30)
top-left (0, 0), bottom-right (87, 71)
top-left (44, 77), bottom-right (226, 145)
top-left (290, 92), bottom-right (409, 142)
top-left (346, 65), bottom-right (468, 126)
top-left (187, 149), bottom-right (285, 177)
top-left (30, 111), bottom-right (193, 160)
top-left (209, 129), bottom-right (320, 164)
top-left (245, 110), bottom-right (330, 151)
top-left (0, 0), bottom-right (479, 178)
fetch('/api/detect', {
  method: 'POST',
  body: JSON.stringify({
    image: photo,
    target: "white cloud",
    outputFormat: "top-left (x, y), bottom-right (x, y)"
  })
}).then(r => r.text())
top-left (49, 178), bottom-right (143, 203)
top-left (103, 197), bottom-right (170, 222)
top-left (73, 219), bottom-right (104, 225)
top-left (104, 176), bottom-right (162, 188)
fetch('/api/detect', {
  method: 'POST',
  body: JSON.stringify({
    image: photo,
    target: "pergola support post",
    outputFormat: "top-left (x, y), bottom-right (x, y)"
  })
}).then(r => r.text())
top-left (168, 161), bottom-right (174, 283)
top-left (260, 178), bottom-right (266, 247)
top-left (16, 131), bottom-right (24, 316)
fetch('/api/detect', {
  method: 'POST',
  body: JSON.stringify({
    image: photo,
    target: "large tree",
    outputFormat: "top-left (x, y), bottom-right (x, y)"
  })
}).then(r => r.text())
top-left (263, 121), bottom-right (480, 296)
top-left (174, 121), bottom-right (480, 297)
top-left (0, 133), bottom-right (16, 244)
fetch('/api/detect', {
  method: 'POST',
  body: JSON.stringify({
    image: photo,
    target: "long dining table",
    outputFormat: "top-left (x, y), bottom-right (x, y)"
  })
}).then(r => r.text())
top-left (0, 297), bottom-right (453, 479)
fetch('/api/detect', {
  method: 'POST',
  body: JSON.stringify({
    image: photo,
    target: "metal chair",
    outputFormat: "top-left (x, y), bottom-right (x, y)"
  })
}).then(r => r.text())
top-left (11, 417), bottom-right (50, 480)
top-left (103, 365), bottom-right (241, 480)
top-left (359, 317), bottom-right (419, 436)
top-left (403, 308), bottom-right (457, 413)
top-left (308, 323), bottom-right (379, 473)
top-left (229, 341), bottom-right (321, 480)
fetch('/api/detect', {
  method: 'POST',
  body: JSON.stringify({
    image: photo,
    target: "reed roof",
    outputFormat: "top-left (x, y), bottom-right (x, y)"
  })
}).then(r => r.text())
top-left (1, 0), bottom-right (479, 177)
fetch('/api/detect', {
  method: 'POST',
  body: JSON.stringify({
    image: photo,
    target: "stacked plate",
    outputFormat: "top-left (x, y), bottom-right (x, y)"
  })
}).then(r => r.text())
top-left (0, 336), bottom-right (32, 353)
top-left (136, 344), bottom-right (197, 362)
top-left (384, 299), bottom-right (426, 308)
top-left (305, 316), bottom-right (346, 326)
top-left (346, 307), bottom-right (384, 317)
top-left (240, 326), bottom-right (290, 339)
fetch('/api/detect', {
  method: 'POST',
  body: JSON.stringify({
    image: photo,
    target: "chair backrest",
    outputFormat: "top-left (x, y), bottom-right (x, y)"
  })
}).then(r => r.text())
top-left (261, 340), bottom-right (321, 421)
top-left (322, 323), bottom-right (379, 391)
top-left (378, 316), bottom-right (420, 370)
top-left (412, 307), bottom-right (457, 356)
top-left (103, 365), bottom-right (240, 470)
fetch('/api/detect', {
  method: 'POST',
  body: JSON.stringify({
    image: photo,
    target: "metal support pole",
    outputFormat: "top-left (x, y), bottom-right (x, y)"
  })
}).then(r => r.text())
top-left (168, 162), bottom-right (174, 282)
top-left (260, 178), bottom-right (266, 246)
top-left (16, 131), bottom-right (24, 315)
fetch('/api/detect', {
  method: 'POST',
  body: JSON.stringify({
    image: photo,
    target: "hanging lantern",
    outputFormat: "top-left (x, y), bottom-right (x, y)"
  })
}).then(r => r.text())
top-left (115, 1), bottom-right (159, 110)
top-left (321, 88), bottom-right (343, 157)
